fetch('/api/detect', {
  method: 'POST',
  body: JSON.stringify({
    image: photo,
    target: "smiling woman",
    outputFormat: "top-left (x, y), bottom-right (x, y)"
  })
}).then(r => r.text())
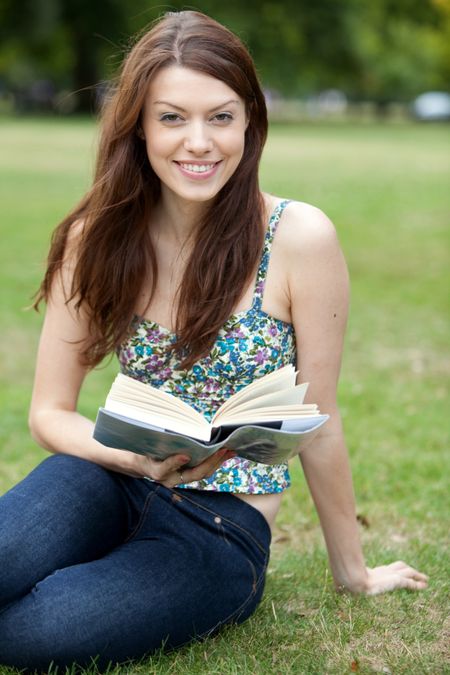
top-left (0, 9), bottom-right (428, 673)
top-left (142, 67), bottom-right (248, 202)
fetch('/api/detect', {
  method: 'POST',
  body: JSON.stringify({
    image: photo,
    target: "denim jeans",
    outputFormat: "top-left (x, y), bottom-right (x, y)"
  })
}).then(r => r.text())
top-left (0, 454), bottom-right (271, 671)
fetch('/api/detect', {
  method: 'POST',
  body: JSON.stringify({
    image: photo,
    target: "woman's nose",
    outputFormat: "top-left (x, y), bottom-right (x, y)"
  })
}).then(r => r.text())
top-left (183, 121), bottom-right (213, 154)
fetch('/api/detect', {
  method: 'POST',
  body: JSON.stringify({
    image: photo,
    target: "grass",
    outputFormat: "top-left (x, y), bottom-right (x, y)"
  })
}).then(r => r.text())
top-left (0, 117), bottom-right (449, 674)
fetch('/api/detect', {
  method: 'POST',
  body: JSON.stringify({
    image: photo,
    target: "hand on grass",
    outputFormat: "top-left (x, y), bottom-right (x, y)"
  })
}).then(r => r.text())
top-left (363, 561), bottom-right (428, 595)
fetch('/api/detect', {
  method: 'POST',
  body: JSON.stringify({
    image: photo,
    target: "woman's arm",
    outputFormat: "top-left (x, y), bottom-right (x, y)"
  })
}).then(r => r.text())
top-left (282, 202), bottom-right (428, 594)
top-left (29, 227), bottom-right (232, 486)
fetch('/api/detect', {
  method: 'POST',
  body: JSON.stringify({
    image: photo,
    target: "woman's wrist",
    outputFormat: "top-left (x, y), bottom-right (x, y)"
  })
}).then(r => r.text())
top-left (332, 561), bottom-right (369, 593)
top-left (114, 448), bottom-right (151, 478)
top-left (334, 568), bottom-right (369, 594)
top-left (84, 443), bottom-right (147, 478)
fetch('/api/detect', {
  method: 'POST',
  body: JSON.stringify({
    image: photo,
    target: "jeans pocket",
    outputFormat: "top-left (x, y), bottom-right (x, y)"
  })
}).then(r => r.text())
top-left (123, 489), bottom-right (158, 543)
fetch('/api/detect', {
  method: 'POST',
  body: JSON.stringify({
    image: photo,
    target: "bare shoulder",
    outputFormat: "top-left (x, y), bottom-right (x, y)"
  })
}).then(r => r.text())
top-left (276, 199), bottom-right (340, 258)
top-left (268, 197), bottom-right (349, 301)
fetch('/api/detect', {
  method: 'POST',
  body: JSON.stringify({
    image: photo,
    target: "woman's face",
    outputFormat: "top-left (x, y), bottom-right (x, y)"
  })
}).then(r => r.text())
top-left (141, 66), bottom-right (248, 205)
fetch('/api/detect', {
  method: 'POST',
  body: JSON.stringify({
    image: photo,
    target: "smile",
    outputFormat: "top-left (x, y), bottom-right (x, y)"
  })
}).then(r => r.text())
top-left (175, 161), bottom-right (222, 180)
top-left (179, 162), bottom-right (217, 173)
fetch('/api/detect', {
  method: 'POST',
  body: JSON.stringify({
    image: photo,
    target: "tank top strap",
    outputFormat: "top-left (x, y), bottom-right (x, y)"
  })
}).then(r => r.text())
top-left (252, 199), bottom-right (291, 310)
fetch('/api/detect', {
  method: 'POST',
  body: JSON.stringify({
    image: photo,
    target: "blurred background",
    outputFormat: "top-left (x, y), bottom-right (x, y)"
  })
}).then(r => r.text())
top-left (0, 0), bottom-right (449, 121)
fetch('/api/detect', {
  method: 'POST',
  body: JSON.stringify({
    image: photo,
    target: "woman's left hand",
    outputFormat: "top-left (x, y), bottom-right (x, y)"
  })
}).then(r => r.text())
top-left (362, 561), bottom-right (429, 595)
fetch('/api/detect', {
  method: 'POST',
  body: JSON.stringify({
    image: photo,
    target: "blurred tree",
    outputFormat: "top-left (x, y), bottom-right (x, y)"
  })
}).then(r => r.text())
top-left (204, 0), bottom-right (361, 94)
top-left (431, 0), bottom-right (450, 87)
top-left (0, 0), bottom-right (125, 110)
top-left (0, 0), bottom-right (448, 112)
top-left (347, 0), bottom-right (450, 103)
top-left (0, 0), bottom-right (71, 91)
top-left (59, 0), bottom-right (125, 111)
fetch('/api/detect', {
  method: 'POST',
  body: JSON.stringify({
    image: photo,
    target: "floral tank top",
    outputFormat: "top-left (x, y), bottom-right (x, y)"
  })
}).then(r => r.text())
top-left (117, 199), bottom-right (296, 493)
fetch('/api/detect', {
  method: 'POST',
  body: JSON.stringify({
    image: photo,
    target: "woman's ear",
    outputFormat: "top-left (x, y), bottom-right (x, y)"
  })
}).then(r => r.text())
top-left (136, 124), bottom-right (145, 140)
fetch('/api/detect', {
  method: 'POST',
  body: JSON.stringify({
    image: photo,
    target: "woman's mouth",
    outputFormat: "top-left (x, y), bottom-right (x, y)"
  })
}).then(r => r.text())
top-left (175, 160), bottom-right (222, 180)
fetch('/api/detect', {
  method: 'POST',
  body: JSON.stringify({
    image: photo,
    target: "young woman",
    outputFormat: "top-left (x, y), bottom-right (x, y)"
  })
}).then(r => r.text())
top-left (0, 11), bottom-right (427, 671)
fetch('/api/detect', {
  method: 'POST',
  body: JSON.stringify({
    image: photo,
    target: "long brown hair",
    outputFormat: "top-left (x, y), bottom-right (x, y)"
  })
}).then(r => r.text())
top-left (35, 11), bottom-right (268, 369)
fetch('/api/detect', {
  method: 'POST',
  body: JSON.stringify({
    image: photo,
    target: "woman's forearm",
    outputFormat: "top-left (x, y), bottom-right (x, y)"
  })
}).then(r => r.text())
top-left (28, 408), bottom-right (236, 489)
top-left (29, 408), bottom-right (143, 477)
top-left (299, 427), bottom-right (369, 592)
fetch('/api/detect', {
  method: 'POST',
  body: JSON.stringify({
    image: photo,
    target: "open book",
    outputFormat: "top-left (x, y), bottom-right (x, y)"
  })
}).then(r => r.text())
top-left (93, 365), bottom-right (329, 467)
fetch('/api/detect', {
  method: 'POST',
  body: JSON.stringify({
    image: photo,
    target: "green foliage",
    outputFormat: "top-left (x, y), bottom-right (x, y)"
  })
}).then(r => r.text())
top-left (0, 0), bottom-right (448, 108)
top-left (347, 1), bottom-right (450, 100)
top-left (0, 118), bottom-right (449, 673)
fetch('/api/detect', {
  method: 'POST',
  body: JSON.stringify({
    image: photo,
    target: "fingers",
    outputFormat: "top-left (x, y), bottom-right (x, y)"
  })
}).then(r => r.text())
top-left (402, 568), bottom-right (429, 583)
top-left (401, 576), bottom-right (428, 591)
top-left (365, 561), bottom-right (429, 595)
top-left (149, 447), bottom-right (235, 488)
top-left (386, 561), bottom-right (429, 582)
top-left (180, 448), bottom-right (236, 484)
top-left (389, 560), bottom-right (410, 571)
top-left (367, 576), bottom-right (428, 596)
top-left (148, 453), bottom-right (191, 483)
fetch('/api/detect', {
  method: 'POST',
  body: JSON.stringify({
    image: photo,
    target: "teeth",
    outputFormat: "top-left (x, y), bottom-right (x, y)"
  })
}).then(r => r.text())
top-left (179, 163), bottom-right (216, 173)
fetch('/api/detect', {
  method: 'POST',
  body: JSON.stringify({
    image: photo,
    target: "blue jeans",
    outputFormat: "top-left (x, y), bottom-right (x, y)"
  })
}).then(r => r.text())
top-left (0, 454), bottom-right (271, 671)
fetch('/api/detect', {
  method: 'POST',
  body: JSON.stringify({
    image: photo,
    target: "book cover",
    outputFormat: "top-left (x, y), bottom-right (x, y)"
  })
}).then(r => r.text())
top-left (94, 407), bottom-right (329, 467)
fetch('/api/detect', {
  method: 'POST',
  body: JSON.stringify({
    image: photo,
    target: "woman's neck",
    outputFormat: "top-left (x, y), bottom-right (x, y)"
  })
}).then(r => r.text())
top-left (152, 189), bottom-right (211, 244)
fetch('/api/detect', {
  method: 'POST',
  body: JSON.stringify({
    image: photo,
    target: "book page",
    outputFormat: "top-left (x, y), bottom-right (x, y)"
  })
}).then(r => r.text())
top-left (214, 382), bottom-right (309, 423)
top-left (107, 374), bottom-right (206, 424)
top-left (103, 400), bottom-right (213, 442)
top-left (216, 404), bottom-right (319, 426)
top-left (214, 365), bottom-right (297, 417)
top-left (106, 394), bottom-right (201, 426)
top-left (104, 373), bottom-right (212, 440)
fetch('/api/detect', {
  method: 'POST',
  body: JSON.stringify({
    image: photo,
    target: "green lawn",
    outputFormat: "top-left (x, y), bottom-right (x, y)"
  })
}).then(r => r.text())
top-left (0, 118), bottom-right (449, 674)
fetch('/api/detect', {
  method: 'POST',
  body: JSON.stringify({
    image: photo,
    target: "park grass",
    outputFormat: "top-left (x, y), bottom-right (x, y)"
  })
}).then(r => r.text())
top-left (0, 117), bottom-right (449, 674)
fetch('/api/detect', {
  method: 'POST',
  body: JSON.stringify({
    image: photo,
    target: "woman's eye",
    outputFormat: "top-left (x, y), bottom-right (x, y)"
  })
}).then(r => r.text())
top-left (213, 112), bottom-right (233, 124)
top-left (160, 113), bottom-right (182, 123)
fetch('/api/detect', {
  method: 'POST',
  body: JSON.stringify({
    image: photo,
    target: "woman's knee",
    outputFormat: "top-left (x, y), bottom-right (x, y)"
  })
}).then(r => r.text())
top-left (36, 452), bottom-right (107, 481)
top-left (24, 453), bottom-right (125, 503)
top-left (0, 454), bottom-right (131, 608)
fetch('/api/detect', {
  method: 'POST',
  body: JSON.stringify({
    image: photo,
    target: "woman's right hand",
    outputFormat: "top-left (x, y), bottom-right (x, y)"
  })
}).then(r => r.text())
top-left (134, 447), bottom-right (236, 488)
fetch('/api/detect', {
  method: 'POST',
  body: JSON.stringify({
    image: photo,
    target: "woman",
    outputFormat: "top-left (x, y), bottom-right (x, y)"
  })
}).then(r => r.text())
top-left (0, 10), bottom-right (427, 671)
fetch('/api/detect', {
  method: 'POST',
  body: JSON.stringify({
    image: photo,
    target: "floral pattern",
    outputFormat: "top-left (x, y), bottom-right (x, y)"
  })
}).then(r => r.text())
top-left (117, 200), bottom-right (296, 493)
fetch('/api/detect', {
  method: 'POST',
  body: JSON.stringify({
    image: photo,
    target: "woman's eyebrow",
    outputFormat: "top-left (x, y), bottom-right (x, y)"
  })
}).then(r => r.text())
top-left (152, 99), bottom-right (241, 112)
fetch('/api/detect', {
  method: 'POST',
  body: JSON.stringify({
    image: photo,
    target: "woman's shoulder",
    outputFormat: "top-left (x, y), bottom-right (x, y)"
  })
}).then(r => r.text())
top-left (266, 195), bottom-right (349, 315)
top-left (265, 194), bottom-right (340, 257)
